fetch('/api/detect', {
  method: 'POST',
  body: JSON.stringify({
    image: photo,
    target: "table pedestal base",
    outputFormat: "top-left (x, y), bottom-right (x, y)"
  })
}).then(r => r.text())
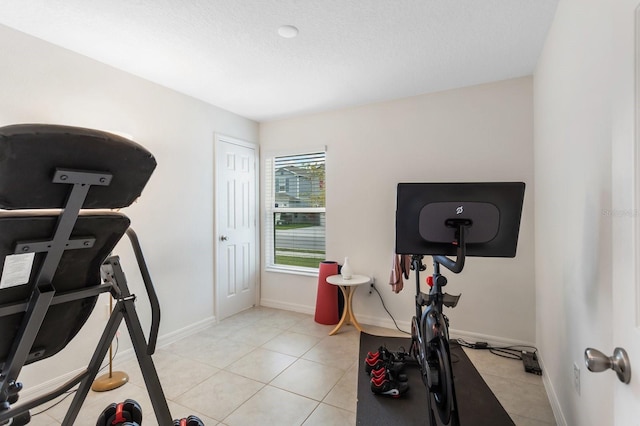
top-left (329, 285), bottom-right (363, 335)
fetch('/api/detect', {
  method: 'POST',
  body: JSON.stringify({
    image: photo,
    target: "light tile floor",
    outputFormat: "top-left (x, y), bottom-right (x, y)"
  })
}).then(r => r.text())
top-left (25, 307), bottom-right (556, 425)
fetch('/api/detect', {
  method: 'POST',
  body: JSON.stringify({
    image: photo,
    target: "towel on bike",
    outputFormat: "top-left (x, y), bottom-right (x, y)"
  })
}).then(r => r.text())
top-left (389, 253), bottom-right (411, 293)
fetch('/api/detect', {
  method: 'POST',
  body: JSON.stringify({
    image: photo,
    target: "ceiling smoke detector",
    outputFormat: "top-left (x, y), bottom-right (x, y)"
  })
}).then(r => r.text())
top-left (278, 25), bottom-right (299, 38)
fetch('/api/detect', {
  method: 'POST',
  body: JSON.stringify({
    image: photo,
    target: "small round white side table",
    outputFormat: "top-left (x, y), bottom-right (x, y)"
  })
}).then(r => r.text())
top-left (325, 274), bottom-right (370, 335)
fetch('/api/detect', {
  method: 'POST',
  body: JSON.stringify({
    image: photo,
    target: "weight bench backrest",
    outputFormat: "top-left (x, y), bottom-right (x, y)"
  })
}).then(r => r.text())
top-left (0, 124), bottom-right (156, 365)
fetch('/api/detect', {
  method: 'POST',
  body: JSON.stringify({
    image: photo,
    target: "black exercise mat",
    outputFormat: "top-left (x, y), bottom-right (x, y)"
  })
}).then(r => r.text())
top-left (357, 332), bottom-right (515, 425)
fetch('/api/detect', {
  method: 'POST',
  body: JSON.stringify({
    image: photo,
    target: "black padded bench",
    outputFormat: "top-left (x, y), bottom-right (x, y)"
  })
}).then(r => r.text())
top-left (0, 124), bottom-right (173, 425)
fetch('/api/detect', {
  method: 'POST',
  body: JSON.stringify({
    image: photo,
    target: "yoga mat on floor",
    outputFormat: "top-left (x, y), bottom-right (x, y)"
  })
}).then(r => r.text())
top-left (357, 332), bottom-right (515, 426)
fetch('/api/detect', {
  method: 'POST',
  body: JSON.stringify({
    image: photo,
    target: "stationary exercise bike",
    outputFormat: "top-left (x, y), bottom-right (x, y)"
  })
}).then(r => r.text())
top-left (409, 221), bottom-right (468, 426)
top-left (395, 182), bottom-right (526, 426)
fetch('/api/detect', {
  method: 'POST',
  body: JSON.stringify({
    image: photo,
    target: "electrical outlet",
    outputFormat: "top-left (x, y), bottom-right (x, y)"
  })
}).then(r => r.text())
top-left (573, 363), bottom-right (580, 395)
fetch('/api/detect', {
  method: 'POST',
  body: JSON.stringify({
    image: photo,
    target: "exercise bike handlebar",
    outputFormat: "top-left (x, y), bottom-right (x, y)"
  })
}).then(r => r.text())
top-left (432, 225), bottom-right (467, 274)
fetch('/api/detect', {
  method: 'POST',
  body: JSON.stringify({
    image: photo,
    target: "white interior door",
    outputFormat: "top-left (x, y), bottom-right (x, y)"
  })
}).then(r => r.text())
top-left (610, 4), bottom-right (640, 423)
top-left (215, 135), bottom-right (258, 321)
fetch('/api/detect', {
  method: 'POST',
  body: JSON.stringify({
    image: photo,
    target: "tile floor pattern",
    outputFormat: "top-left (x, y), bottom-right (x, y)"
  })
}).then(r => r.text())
top-left (25, 307), bottom-right (556, 425)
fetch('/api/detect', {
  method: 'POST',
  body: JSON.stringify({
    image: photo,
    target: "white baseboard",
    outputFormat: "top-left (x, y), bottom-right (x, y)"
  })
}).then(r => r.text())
top-left (19, 316), bottom-right (216, 401)
top-left (260, 298), bottom-right (315, 315)
top-left (155, 315), bottom-right (216, 349)
top-left (354, 311), bottom-right (412, 334)
top-left (355, 312), bottom-right (535, 347)
top-left (20, 367), bottom-right (88, 400)
top-left (111, 315), bottom-right (217, 366)
top-left (538, 355), bottom-right (566, 426)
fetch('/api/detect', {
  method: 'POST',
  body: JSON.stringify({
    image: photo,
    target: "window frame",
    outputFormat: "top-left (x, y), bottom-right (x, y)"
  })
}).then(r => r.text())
top-left (264, 148), bottom-right (326, 276)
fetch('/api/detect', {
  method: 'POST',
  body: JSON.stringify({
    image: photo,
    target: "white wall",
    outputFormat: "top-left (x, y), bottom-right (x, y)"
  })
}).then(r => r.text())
top-left (0, 25), bottom-right (258, 390)
top-left (260, 77), bottom-right (536, 345)
top-left (534, 0), bottom-right (619, 424)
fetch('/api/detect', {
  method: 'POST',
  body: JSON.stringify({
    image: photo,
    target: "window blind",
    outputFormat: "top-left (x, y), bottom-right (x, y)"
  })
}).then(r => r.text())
top-left (265, 150), bottom-right (326, 274)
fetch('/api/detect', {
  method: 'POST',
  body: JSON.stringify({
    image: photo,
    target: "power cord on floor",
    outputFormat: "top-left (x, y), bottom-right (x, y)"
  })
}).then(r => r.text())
top-left (456, 338), bottom-right (539, 361)
top-left (368, 284), bottom-right (539, 371)
top-left (370, 282), bottom-right (410, 335)
top-left (30, 389), bottom-right (78, 417)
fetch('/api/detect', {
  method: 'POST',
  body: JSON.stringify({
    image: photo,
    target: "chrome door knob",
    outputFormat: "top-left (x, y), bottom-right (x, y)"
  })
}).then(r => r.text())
top-left (584, 347), bottom-right (631, 384)
top-left (220, 235), bottom-right (228, 241)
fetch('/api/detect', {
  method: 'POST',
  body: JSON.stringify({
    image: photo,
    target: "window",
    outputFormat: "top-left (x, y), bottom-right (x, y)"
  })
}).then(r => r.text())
top-left (265, 150), bottom-right (326, 274)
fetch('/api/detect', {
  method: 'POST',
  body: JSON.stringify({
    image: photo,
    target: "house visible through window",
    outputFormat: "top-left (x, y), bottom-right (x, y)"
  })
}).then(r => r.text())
top-left (265, 150), bottom-right (325, 273)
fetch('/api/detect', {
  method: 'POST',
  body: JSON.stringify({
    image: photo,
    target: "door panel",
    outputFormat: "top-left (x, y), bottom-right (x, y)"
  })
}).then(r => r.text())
top-left (215, 135), bottom-right (258, 321)
top-left (611, 3), bottom-right (640, 423)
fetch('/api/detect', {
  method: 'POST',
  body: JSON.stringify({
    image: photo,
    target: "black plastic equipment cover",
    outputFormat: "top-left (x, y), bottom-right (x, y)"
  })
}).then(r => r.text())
top-left (0, 212), bottom-right (130, 364)
top-left (0, 124), bottom-right (156, 209)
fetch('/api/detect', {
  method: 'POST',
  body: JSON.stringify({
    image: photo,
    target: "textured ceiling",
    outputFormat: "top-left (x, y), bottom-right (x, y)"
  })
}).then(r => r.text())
top-left (0, 0), bottom-right (558, 122)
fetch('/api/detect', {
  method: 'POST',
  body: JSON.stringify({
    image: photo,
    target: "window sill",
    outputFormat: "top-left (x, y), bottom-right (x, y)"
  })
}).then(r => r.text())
top-left (264, 265), bottom-right (319, 277)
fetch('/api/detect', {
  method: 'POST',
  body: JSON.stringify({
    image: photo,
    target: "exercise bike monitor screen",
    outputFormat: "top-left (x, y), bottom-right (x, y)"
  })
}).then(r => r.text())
top-left (395, 182), bottom-right (525, 257)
